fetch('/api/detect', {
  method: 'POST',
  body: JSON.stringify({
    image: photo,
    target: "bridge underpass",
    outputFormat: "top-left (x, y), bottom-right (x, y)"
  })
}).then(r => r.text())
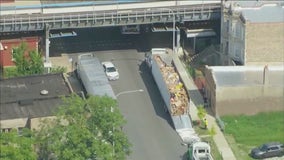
top-left (46, 20), bottom-right (219, 56)
top-left (48, 26), bottom-right (172, 56)
top-left (0, 1), bottom-right (221, 67)
top-left (0, 2), bottom-right (223, 159)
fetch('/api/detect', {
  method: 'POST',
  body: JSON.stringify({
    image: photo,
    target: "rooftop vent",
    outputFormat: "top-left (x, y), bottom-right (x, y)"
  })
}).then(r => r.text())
top-left (40, 90), bottom-right (49, 95)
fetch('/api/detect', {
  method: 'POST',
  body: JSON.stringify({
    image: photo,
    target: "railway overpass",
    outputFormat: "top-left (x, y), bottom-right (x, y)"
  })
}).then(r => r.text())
top-left (0, 1), bottom-right (221, 66)
top-left (0, 1), bottom-right (221, 33)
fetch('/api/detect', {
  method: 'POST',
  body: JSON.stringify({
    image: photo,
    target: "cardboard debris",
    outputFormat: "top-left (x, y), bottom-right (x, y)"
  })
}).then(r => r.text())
top-left (154, 55), bottom-right (189, 116)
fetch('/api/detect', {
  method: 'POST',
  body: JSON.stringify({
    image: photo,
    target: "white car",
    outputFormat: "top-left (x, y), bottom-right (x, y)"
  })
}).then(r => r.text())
top-left (102, 61), bottom-right (119, 80)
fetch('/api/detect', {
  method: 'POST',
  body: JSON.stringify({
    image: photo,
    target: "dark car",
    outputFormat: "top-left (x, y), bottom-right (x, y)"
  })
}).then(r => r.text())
top-left (250, 142), bottom-right (284, 159)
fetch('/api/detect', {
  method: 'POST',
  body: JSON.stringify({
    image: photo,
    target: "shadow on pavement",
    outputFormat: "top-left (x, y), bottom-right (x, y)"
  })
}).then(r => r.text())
top-left (188, 88), bottom-right (215, 117)
top-left (138, 60), bottom-right (174, 129)
top-left (49, 27), bottom-right (172, 57)
top-left (188, 89), bottom-right (204, 107)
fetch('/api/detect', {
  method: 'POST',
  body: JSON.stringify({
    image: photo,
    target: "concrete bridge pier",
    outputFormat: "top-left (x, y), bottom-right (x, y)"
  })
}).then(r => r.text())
top-left (44, 24), bottom-right (51, 73)
top-left (176, 29), bottom-right (181, 52)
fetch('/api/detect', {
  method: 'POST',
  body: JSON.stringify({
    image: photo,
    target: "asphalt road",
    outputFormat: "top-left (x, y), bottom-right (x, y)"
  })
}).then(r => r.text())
top-left (46, 27), bottom-right (205, 160)
top-left (95, 50), bottom-right (188, 160)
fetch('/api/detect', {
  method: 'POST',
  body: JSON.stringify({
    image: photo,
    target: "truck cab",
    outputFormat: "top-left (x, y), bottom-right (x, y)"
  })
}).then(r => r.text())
top-left (188, 141), bottom-right (214, 160)
top-left (145, 48), bottom-right (168, 68)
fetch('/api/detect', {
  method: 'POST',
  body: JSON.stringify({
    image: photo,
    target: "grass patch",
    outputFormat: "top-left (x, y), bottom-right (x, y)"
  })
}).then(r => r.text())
top-left (221, 111), bottom-right (284, 160)
top-left (202, 137), bottom-right (223, 160)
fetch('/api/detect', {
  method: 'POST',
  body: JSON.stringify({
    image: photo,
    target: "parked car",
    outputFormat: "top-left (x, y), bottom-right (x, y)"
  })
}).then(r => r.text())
top-left (250, 142), bottom-right (284, 159)
top-left (102, 61), bottom-right (119, 80)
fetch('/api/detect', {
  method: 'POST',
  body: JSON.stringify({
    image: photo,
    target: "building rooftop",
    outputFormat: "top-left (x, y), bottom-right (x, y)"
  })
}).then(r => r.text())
top-left (209, 65), bottom-right (284, 87)
top-left (0, 73), bottom-right (71, 120)
top-left (227, 1), bottom-right (284, 23)
top-left (241, 4), bottom-right (284, 23)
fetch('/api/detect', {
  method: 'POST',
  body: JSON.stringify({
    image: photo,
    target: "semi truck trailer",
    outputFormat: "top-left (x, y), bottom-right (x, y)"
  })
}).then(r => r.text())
top-left (77, 53), bottom-right (116, 99)
top-left (145, 48), bottom-right (199, 144)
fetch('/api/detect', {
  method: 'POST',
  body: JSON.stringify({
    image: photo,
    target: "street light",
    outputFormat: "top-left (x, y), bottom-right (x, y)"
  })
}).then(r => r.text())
top-left (115, 89), bottom-right (144, 98)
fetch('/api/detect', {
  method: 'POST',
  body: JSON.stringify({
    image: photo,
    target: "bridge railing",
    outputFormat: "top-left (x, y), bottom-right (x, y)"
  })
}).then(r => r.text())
top-left (0, 4), bottom-right (221, 32)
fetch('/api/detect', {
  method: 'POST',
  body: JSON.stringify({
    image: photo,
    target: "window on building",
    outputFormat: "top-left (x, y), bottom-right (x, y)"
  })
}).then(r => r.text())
top-left (11, 48), bottom-right (17, 61)
top-left (236, 23), bottom-right (241, 38)
top-left (225, 41), bottom-right (229, 55)
top-left (241, 24), bottom-right (244, 40)
top-left (226, 20), bottom-right (230, 33)
top-left (233, 48), bottom-right (244, 65)
top-left (1, 128), bottom-right (12, 133)
top-left (231, 23), bottom-right (235, 36)
top-left (235, 49), bottom-right (240, 59)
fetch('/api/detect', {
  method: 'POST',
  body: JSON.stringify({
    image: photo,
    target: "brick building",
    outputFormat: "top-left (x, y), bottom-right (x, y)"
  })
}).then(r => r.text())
top-left (220, 1), bottom-right (284, 65)
top-left (0, 37), bottom-right (40, 68)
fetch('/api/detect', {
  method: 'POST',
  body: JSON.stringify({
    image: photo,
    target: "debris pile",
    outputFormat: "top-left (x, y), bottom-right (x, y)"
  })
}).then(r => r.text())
top-left (154, 55), bottom-right (189, 116)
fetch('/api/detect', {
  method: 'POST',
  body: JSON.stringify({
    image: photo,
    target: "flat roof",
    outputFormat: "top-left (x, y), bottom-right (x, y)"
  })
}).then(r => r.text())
top-left (0, 73), bottom-right (71, 120)
top-left (228, 1), bottom-right (284, 23)
top-left (241, 4), bottom-right (284, 23)
top-left (208, 65), bottom-right (284, 87)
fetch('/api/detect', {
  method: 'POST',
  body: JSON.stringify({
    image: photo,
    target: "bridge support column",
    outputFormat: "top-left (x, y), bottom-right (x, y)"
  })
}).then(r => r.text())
top-left (45, 24), bottom-right (50, 62)
top-left (172, 12), bottom-right (176, 54)
top-left (44, 24), bottom-right (51, 73)
top-left (193, 37), bottom-right (196, 53)
top-left (177, 29), bottom-right (181, 51)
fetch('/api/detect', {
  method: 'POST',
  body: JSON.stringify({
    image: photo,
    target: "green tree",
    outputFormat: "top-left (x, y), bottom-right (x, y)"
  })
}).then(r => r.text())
top-left (28, 50), bottom-right (44, 74)
top-left (12, 42), bottom-right (43, 76)
top-left (35, 94), bottom-right (131, 160)
top-left (208, 126), bottom-right (217, 137)
top-left (0, 128), bottom-right (37, 160)
top-left (197, 105), bottom-right (207, 120)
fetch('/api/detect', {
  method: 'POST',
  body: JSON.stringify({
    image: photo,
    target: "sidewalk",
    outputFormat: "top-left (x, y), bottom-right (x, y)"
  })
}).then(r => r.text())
top-left (172, 52), bottom-right (237, 160)
top-left (49, 54), bottom-right (84, 93)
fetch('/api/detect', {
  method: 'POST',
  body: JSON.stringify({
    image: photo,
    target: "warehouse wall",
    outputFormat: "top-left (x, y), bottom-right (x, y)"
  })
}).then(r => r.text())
top-left (204, 65), bottom-right (284, 116)
top-left (0, 118), bottom-right (28, 130)
top-left (216, 86), bottom-right (284, 116)
top-left (203, 66), bottom-right (217, 116)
